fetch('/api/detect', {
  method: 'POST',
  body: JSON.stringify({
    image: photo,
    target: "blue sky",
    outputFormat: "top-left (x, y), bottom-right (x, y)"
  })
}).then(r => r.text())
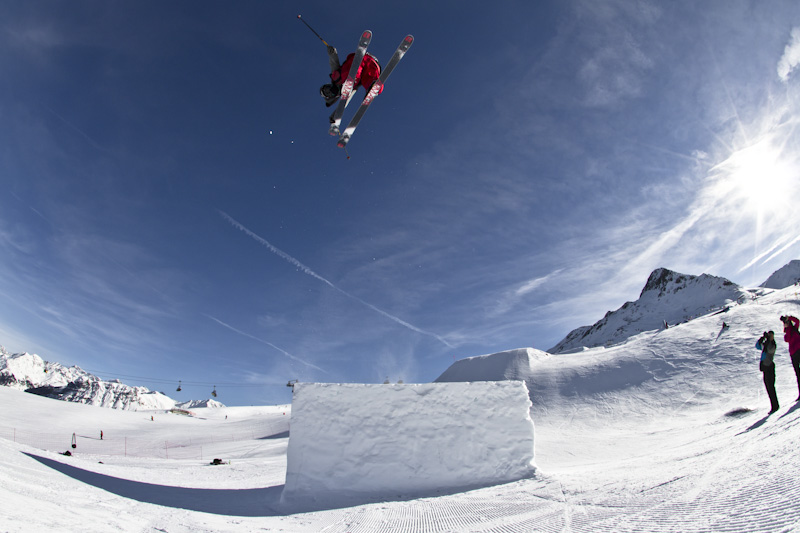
top-left (2, 1), bottom-right (800, 406)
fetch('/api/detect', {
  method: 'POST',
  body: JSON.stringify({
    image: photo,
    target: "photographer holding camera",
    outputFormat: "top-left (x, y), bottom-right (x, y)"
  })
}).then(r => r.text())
top-left (780, 315), bottom-right (800, 400)
top-left (756, 330), bottom-right (779, 413)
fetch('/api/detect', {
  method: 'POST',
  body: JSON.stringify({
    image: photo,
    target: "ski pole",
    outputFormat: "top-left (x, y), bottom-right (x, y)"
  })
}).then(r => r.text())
top-left (297, 15), bottom-right (329, 47)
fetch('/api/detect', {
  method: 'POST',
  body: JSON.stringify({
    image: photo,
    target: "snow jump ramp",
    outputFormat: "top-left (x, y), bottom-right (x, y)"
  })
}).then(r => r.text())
top-left (281, 381), bottom-right (536, 508)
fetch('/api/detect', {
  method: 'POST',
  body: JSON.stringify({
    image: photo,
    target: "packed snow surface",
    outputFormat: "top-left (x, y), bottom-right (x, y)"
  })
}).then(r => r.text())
top-left (436, 347), bottom-right (550, 384)
top-left (282, 381), bottom-right (535, 509)
top-left (1, 284), bottom-right (800, 531)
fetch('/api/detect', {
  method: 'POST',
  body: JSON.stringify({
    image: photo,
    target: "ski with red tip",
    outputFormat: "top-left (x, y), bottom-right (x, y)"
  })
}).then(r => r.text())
top-left (338, 34), bottom-right (414, 148)
top-left (329, 30), bottom-right (372, 136)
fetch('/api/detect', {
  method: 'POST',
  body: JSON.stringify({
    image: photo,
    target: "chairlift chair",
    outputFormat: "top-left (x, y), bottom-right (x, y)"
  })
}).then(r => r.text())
top-left (211, 386), bottom-right (217, 398)
top-left (176, 380), bottom-right (182, 392)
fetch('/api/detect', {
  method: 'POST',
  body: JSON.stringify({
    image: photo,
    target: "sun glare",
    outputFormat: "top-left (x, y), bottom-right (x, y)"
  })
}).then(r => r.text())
top-left (713, 138), bottom-right (795, 205)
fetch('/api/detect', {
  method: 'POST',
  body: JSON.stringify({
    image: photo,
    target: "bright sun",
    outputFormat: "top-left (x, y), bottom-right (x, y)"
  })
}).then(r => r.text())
top-left (714, 139), bottom-right (795, 205)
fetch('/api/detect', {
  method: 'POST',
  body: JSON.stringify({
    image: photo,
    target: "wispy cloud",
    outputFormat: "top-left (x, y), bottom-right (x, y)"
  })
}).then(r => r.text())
top-left (488, 269), bottom-right (566, 318)
top-left (218, 210), bottom-right (453, 348)
top-left (778, 26), bottom-right (800, 82)
top-left (573, 0), bottom-right (659, 108)
top-left (763, 234), bottom-right (800, 265)
top-left (516, 270), bottom-right (564, 297)
top-left (43, 105), bottom-right (112, 154)
top-left (738, 234), bottom-right (796, 273)
top-left (0, 211), bottom-right (181, 365)
top-left (205, 315), bottom-right (327, 373)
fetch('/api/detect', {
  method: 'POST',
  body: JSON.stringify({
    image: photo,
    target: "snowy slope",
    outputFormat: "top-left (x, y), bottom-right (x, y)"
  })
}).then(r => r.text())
top-left (0, 349), bottom-right (219, 411)
top-left (442, 288), bottom-right (796, 421)
top-left (1, 287), bottom-right (800, 531)
top-left (548, 267), bottom-right (756, 353)
top-left (761, 259), bottom-right (800, 289)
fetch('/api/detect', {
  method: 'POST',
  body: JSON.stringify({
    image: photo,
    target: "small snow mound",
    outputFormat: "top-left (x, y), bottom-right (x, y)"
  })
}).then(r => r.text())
top-left (435, 348), bottom-right (549, 383)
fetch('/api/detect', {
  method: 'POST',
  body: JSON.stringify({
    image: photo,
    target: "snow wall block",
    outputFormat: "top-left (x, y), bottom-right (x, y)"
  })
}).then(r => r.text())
top-left (281, 381), bottom-right (536, 506)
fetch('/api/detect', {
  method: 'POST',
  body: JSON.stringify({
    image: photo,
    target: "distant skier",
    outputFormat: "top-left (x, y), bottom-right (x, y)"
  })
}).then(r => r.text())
top-left (320, 45), bottom-right (382, 115)
top-left (756, 330), bottom-right (779, 413)
top-left (781, 315), bottom-right (800, 400)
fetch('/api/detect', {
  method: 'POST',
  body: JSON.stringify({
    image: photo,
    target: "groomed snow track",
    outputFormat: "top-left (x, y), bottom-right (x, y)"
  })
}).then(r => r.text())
top-left (4, 393), bottom-right (800, 532)
top-left (264, 461), bottom-right (800, 533)
top-left (267, 404), bottom-right (800, 533)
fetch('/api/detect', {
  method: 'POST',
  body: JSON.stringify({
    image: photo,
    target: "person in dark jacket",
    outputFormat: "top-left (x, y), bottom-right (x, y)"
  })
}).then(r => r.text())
top-left (756, 330), bottom-right (779, 413)
top-left (781, 315), bottom-right (800, 401)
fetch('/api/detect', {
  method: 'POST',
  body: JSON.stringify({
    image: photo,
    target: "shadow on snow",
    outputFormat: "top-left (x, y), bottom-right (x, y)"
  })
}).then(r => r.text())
top-left (24, 451), bottom-right (522, 516)
top-left (24, 452), bottom-right (285, 517)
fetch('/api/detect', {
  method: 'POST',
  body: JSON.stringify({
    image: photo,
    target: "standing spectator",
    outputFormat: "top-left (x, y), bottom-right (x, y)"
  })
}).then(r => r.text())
top-left (756, 331), bottom-right (779, 414)
top-left (781, 315), bottom-right (800, 400)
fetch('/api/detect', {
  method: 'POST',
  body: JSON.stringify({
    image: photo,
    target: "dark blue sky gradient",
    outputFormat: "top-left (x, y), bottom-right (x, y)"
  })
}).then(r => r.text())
top-left (2, 1), bottom-right (800, 405)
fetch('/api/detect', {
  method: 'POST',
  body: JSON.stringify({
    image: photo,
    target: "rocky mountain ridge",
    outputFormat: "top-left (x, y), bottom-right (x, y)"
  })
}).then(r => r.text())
top-left (548, 267), bottom-right (760, 354)
top-left (0, 349), bottom-right (222, 410)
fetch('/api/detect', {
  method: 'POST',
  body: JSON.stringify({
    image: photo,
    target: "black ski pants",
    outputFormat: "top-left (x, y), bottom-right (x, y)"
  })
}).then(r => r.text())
top-left (763, 364), bottom-right (779, 412)
top-left (791, 350), bottom-right (800, 398)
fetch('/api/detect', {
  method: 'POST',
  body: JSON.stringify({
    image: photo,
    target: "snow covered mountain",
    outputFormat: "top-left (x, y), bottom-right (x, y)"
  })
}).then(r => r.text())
top-left (547, 267), bottom-right (757, 354)
top-left (436, 282), bottom-right (798, 418)
top-left (761, 259), bottom-right (800, 289)
top-left (0, 348), bottom-right (222, 410)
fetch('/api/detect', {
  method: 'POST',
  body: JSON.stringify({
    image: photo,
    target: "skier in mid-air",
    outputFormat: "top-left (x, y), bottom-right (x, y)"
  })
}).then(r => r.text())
top-left (320, 44), bottom-right (382, 119)
top-left (298, 15), bottom-right (412, 149)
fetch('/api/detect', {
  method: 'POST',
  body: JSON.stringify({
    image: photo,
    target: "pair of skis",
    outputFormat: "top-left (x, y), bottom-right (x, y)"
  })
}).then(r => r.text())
top-left (329, 32), bottom-right (414, 150)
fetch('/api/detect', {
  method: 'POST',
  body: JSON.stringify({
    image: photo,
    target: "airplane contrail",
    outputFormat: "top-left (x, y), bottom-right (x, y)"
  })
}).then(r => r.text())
top-left (206, 314), bottom-right (328, 373)
top-left (218, 210), bottom-right (453, 348)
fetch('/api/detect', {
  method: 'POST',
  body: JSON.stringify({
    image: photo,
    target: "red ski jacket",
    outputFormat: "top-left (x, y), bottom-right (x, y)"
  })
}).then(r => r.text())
top-left (330, 53), bottom-right (383, 94)
top-left (784, 316), bottom-right (800, 356)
